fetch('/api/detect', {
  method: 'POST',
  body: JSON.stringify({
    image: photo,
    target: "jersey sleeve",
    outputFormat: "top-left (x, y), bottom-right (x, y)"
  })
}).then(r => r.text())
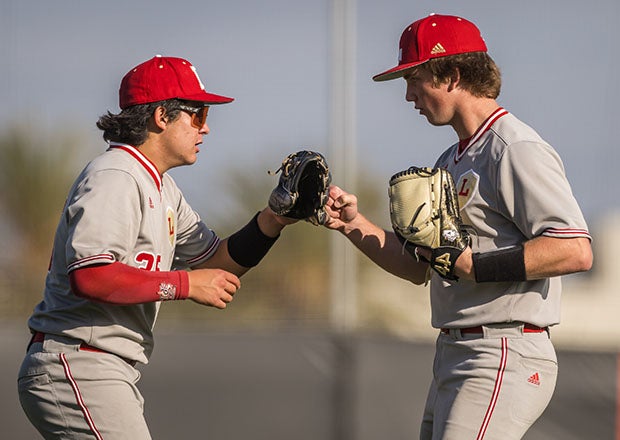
top-left (65, 169), bottom-right (142, 271)
top-left (495, 141), bottom-right (590, 240)
top-left (166, 179), bottom-right (220, 269)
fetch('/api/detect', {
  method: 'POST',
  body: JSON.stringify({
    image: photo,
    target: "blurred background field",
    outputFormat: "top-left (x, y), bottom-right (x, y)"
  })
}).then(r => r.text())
top-left (1, 124), bottom-right (619, 439)
top-left (1, 0), bottom-right (619, 438)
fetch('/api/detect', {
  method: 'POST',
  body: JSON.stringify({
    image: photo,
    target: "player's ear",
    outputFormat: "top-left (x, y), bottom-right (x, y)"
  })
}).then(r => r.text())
top-left (447, 68), bottom-right (461, 92)
top-left (152, 106), bottom-right (168, 130)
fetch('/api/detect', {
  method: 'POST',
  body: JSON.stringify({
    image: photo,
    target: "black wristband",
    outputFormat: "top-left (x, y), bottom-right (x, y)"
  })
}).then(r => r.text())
top-left (227, 212), bottom-right (279, 267)
top-left (472, 244), bottom-right (526, 283)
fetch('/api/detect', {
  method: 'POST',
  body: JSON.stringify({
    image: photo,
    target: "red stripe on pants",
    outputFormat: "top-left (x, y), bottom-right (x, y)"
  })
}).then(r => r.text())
top-left (476, 337), bottom-right (508, 440)
top-left (59, 353), bottom-right (104, 440)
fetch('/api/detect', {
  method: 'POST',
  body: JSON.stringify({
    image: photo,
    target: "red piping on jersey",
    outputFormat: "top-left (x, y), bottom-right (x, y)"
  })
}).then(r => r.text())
top-left (186, 235), bottom-right (221, 265)
top-left (67, 254), bottom-right (114, 273)
top-left (59, 353), bottom-right (104, 440)
top-left (455, 107), bottom-right (509, 163)
top-left (476, 337), bottom-right (508, 440)
top-left (109, 142), bottom-right (162, 192)
top-left (543, 228), bottom-right (591, 240)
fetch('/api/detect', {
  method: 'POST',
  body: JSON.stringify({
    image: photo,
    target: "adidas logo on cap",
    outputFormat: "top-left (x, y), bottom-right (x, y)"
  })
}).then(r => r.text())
top-left (373, 14), bottom-right (488, 82)
top-left (430, 43), bottom-right (446, 54)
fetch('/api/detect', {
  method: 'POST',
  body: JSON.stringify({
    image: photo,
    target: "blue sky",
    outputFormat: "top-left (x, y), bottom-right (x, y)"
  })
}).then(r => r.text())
top-left (1, 0), bottom-right (618, 227)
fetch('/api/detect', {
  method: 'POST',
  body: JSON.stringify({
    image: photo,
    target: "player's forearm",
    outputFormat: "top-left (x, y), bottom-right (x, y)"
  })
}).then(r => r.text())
top-left (196, 208), bottom-right (289, 276)
top-left (339, 213), bottom-right (429, 284)
top-left (256, 207), bottom-right (295, 236)
top-left (454, 236), bottom-right (593, 282)
top-left (69, 262), bottom-right (189, 304)
top-left (196, 238), bottom-right (251, 276)
top-left (523, 236), bottom-right (592, 279)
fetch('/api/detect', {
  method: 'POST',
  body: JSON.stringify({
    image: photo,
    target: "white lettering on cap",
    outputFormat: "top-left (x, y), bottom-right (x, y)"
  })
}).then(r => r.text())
top-left (189, 65), bottom-right (206, 91)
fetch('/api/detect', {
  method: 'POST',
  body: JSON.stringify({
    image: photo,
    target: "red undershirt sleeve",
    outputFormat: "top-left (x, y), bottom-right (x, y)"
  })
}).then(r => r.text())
top-left (69, 262), bottom-right (190, 304)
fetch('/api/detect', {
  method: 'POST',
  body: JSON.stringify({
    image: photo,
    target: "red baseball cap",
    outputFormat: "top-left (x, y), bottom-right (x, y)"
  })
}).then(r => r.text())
top-left (119, 55), bottom-right (234, 109)
top-left (373, 14), bottom-right (487, 82)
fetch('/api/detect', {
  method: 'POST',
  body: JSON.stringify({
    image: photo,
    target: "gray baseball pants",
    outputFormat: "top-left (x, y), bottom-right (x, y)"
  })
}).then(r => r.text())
top-left (420, 323), bottom-right (558, 440)
top-left (18, 334), bottom-right (152, 440)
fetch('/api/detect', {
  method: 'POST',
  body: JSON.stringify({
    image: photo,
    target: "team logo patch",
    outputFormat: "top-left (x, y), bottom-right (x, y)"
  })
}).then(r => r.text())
top-left (456, 169), bottom-right (479, 210)
top-left (158, 282), bottom-right (177, 301)
top-left (166, 207), bottom-right (176, 247)
top-left (442, 228), bottom-right (459, 243)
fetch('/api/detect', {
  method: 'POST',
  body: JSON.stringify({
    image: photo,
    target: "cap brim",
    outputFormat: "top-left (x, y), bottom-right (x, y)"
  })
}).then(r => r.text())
top-left (183, 91), bottom-right (234, 105)
top-left (372, 59), bottom-right (428, 82)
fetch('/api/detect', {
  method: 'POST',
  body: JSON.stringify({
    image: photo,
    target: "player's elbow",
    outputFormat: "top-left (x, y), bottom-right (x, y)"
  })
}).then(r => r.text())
top-left (568, 237), bottom-right (593, 274)
top-left (576, 245), bottom-right (593, 273)
top-left (69, 269), bottom-right (98, 301)
top-left (69, 265), bottom-right (116, 303)
top-left (394, 263), bottom-right (430, 285)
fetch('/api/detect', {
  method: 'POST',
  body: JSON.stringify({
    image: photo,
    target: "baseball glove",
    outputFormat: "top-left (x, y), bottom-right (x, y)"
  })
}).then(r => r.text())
top-left (389, 166), bottom-right (470, 281)
top-left (268, 150), bottom-right (332, 226)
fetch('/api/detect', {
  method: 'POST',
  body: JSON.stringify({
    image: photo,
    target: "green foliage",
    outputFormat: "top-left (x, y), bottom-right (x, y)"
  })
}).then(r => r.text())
top-left (0, 126), bottom-right (89, 317)
top-left (160, 161), bottom-right (392, 330)
top-left (0, 127), bottom-right (85, 250)
top-left (0, 131), bottom-right (399, 333)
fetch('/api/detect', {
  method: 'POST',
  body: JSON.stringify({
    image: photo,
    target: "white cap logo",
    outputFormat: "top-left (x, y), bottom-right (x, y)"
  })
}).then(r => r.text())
top-left (190, 65), bottom-right (206, 91)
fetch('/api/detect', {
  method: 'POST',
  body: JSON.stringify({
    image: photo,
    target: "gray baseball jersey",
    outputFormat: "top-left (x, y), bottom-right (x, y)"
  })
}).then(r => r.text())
top-left (27, 142), bottom-right (220, 365)
top-left (431, 108), bottom-right (590, 329)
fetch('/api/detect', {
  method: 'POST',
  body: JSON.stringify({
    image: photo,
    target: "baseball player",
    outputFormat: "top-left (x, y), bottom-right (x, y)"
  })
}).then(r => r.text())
top-left (17, 55), bottom-right (296, 439)
top-left (323, 14), bottom-right (592, 440)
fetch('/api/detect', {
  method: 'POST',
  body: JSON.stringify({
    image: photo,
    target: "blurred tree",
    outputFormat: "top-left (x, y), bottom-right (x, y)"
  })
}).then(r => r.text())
top-left (0, 130), bottom-right (396, 332)
top-left (160, 162), bottom-right (389, 331)
top-left (0, 126), bottom-right (89, 318)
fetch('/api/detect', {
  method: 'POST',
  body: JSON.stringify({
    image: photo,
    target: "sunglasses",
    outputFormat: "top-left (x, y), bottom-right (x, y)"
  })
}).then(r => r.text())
top-left (178, 104), bottom-right (209, 129)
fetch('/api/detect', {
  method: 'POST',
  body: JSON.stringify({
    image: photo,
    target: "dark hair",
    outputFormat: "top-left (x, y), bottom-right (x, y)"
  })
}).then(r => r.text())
top-left (96, 99), bottom-right (190, 146)
top-left (422, 52), bottom-right (502, 99)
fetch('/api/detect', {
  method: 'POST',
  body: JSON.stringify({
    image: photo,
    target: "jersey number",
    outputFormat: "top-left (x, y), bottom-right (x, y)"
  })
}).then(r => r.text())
top-left (135, 252), bottom-right (162, 272)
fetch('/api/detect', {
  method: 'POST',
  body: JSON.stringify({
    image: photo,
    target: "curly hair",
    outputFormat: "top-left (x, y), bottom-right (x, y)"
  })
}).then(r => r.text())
top-left (419, 52), bottom-right (502, 99)
top-left (96, 99), bottom-right (189, 146)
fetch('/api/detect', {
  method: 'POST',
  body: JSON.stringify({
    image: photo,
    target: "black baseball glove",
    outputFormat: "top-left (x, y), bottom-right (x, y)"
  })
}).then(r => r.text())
top-left (389, 166), bottom-right (471, 281)
top-left (268, 150), bottom-right (332, 225)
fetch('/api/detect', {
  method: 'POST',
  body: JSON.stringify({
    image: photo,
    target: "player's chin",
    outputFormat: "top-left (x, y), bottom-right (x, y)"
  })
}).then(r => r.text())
top-left (426, 117), bottom-right (449, 127)
top-left (185, 154), bottom-right (199, 166)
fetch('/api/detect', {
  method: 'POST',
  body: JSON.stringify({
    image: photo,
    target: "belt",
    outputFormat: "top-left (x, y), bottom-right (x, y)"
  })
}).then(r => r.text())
top-left (440, 323), bottom-right (548, 335)
top-left (29, 332), bottom-right (136, 366)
